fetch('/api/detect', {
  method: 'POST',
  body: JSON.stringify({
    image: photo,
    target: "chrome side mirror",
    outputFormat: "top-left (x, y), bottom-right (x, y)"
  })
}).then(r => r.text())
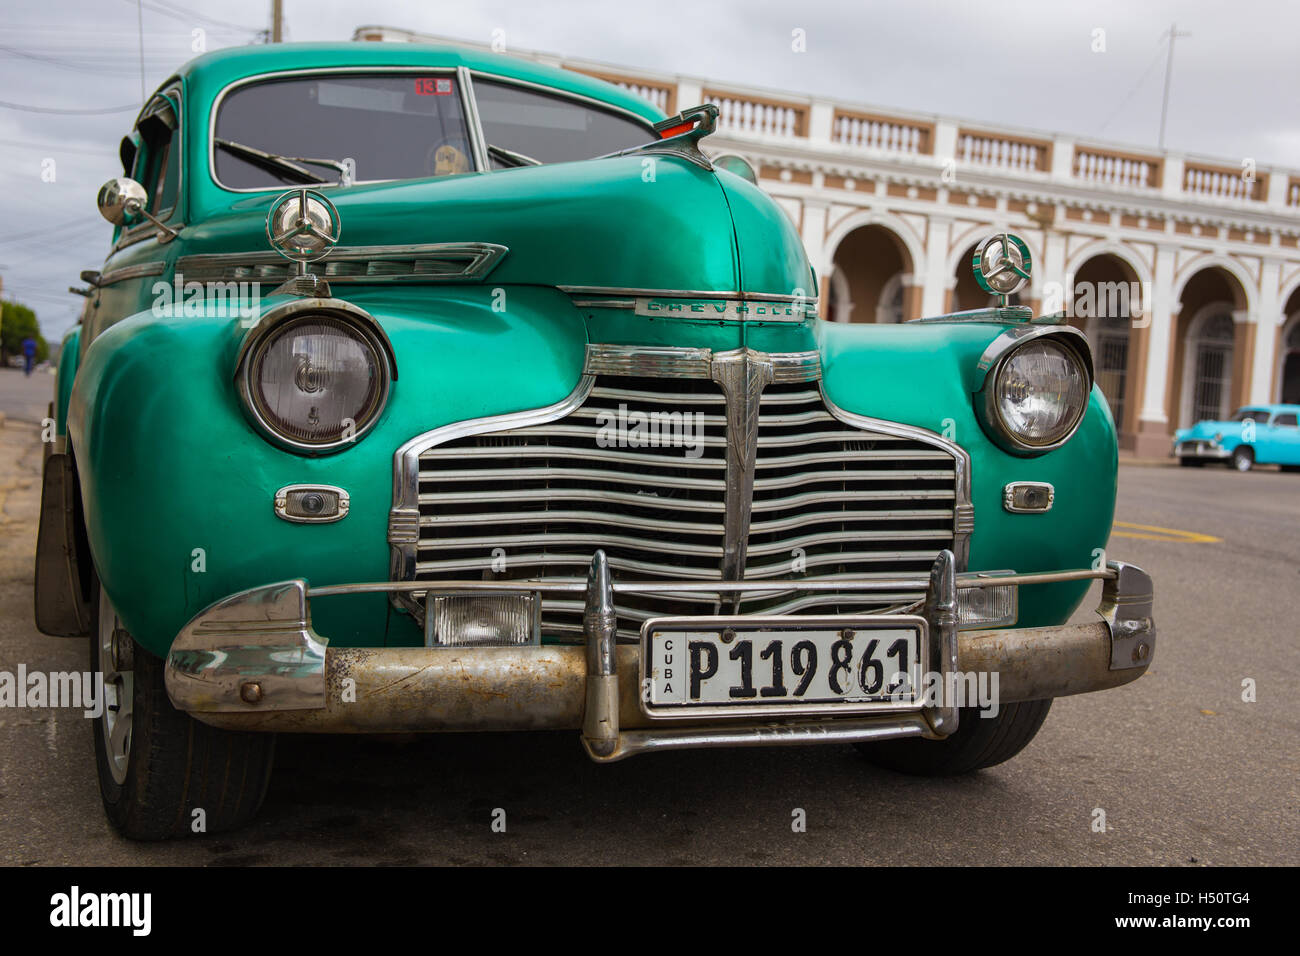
top-left (96, 177), bottom-right (178, 242)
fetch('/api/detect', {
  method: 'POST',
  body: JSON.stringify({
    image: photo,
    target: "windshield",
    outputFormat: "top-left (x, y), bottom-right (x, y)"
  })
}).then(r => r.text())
top-left (473, 78), bottom-right (655, 166)
top-left (213, 73), bottom-right (474, 188)
top-left (1232, 409), bottom-right (1271, 423)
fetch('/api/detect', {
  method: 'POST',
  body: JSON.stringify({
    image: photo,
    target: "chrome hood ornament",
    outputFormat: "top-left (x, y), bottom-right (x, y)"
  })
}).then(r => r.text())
top-left (265, 188), bottom-right (341, 297)
top-left (972, 232), bottom-right (1031, 306)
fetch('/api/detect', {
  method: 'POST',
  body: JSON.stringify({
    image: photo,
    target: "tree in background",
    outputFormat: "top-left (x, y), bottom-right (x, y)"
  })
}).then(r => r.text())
top-left (0, 300), bottom-right (48, 366)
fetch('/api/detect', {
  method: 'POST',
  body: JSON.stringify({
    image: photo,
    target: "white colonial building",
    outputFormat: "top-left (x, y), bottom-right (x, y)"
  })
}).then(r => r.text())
top-left (358, 26), bottom-right (1300, 457)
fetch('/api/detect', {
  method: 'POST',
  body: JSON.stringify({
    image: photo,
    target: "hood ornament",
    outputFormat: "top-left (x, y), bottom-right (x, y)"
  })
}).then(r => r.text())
top-left (972, 233), bottom-right (1031, 306)
top-left (266, 188), bottom-right (341, 297)
top-left (599, 103), bottom-right (719, 172)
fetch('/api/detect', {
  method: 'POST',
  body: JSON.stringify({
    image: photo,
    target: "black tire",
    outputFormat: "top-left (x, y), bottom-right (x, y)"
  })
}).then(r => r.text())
top-left (855, 699), bottom-right (1052, 776)
top-left (1230, 446), bottom-right (1254, 472)
top-left (1178, 457), bottom-right (1206, 467)
top-left (91, 579), bottom-right (276, 840)
top-left (1280, 465), bottom-right (1300, 473)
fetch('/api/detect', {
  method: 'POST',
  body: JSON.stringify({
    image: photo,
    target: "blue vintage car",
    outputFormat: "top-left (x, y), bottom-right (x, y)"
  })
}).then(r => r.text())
top-left (1174, 404), bottom-right (1300, 470)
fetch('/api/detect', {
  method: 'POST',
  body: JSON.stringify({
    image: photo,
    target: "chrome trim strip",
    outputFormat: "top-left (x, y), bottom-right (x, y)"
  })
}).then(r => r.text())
top-left (819, 389), bottom-right (973, 571)
top-left (585, 343), bottom-right (713, 377)
top-left (98, 261), bottom-right (166, 286)
top-left (314, 566), bottom-right (1117, 598)
top-left (456, 65), bottom-right (490, 173)
top-left (710, 349), bottom-right (774, 595)
top-left (560, 285), bottom-right (818, 304)
top-left (176, 242), bottom-right (507, 284)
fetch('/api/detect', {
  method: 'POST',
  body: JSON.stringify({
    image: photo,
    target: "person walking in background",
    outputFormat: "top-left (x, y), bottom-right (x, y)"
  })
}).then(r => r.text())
top-left (21, 336), bottom-right (36, 376)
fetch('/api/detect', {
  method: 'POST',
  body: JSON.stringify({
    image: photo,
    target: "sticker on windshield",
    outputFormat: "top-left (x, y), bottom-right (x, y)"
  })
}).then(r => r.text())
top-left (415, 77), bottom-right (454, 96)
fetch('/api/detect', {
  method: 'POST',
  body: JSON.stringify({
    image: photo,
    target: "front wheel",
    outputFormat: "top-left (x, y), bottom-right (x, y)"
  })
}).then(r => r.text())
top-left (1230, 446), bottom-right (1254, 472)
top-left (91, 579), bottom-right (276, 839)
top-left (855, 699), bottom-right (1052, 776)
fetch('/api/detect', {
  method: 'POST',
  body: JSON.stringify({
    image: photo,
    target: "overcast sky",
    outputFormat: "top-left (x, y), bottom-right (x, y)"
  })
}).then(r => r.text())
top-left (2, 0), bottom-right (1297, 342)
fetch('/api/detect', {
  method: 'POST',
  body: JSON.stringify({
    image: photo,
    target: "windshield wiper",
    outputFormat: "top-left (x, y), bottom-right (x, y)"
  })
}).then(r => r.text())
top-left (487, 143), bottom-right (542, 168)
top-left (214, 138), bottom-right (353, 186)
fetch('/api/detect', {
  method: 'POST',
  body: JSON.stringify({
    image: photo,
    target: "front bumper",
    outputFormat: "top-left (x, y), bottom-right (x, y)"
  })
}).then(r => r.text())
top-left (1175, 439), bottom-right (1230, 460)
top-left (164, 551), bottom-right (1155, 762)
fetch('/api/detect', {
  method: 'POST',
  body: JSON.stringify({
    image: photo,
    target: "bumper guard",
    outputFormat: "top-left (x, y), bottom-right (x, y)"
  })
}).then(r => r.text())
top-left (164, 551), bottom-right (1154, 762)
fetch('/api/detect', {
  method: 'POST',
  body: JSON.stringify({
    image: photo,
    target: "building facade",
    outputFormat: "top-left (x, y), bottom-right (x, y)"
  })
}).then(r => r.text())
top-left (358, 26), bottom-right (1300, 457)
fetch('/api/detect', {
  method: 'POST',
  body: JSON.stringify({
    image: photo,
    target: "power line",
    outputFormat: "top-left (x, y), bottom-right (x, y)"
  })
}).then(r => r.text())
top-left (1096, 45), bottom-right (1167, 137)
top-left (0, 99), bottom-right (140, 114)
top-left (0, 137), bottom-right (119, 155)
top-left (146, 0), bottom-right (262, 33)
top-left (0, 43), bottom-right (156, 75)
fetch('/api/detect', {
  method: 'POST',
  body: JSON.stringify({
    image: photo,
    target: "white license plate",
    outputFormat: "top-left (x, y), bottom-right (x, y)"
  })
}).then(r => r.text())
top-left (641, 615), bottom-right (927, 719)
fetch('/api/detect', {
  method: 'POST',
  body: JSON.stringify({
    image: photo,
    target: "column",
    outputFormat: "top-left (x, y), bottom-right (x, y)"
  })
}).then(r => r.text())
top-left (921, 216), bottom-right (952, 317)
top-left (1133, 244), bottom-right (1178, 458)
top-left (1248, 259), bottom-right (1283, 404)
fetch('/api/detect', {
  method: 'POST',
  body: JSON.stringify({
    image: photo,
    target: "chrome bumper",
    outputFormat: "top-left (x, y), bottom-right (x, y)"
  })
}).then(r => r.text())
top-left (163, 552), bottom-right (1155, 762)
top-left (1175, 440), bottom-right (1230, 459)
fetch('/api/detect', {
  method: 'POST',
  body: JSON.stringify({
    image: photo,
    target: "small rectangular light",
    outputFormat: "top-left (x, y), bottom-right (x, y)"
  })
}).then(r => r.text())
top-left (956, 582), bottom-right (1018, 629)
top-left (274, 484), bottom-right (349, 523)
top-left (426, 592), bottom-right (540, 647)
top-left (1003, 481), bottom-right (1054, 513)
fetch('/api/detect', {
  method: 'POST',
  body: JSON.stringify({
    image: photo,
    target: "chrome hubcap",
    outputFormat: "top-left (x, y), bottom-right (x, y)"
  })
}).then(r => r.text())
top-left (97, 584), bottom-right (133, 785)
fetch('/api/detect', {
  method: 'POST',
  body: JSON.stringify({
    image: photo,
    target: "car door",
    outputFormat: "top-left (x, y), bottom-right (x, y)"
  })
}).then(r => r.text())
top-left (1265, 411), bottom-right (1300, 465)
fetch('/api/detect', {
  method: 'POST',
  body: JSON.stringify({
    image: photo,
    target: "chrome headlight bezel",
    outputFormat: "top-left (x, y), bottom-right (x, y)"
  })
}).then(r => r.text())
top-left (235, 299), bottom-right (396, 456)
top-left (975, 326), bottom-right (1094, 456)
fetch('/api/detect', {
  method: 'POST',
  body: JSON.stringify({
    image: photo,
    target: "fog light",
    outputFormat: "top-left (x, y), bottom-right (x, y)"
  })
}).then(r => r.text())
top-left (426, 592), bottom-right (540, 647)
top-left (956, 581), bottom-right (1017, 628)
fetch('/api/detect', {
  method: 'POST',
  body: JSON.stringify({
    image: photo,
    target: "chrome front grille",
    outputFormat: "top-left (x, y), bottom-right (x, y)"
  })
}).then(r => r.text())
top-left (739, 381), bottom-right (958, 616)
top-left (390, 345), bottom-right (969, 641)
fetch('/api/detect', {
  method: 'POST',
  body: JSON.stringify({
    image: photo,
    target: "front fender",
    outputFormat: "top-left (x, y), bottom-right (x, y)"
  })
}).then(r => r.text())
top-left (818, 320), bottom-right (1116, 627)
top-left (67, 285), bottom-right (589, 657)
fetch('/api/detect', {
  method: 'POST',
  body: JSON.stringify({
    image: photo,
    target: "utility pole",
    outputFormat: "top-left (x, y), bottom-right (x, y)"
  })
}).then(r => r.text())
top-left (1157, 22), bottom-right (1191, 150)
top-left (271, 0), bottom-right (283, 43)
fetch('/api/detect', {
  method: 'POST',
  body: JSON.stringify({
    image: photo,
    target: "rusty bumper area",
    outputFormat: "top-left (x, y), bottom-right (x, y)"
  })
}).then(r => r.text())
top-left (163, 552), bottom-right (1155, 762)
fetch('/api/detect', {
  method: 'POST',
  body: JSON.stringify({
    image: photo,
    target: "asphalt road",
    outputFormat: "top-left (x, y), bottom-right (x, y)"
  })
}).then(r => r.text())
top-left (1, 368), bottom-right (1296, 866)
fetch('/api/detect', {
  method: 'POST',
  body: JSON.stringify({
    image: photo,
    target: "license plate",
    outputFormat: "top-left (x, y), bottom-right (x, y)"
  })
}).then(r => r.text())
top-left (640, 615), bottom-right (928, 719)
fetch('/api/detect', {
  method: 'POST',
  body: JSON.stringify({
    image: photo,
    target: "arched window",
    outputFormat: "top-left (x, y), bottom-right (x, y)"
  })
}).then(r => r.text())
top-left (1281, 316), bottom-right (1300, 405)
top-left (1088, 315), bottom-right (1130, 427)
top-left (1184, 311), bottom-right (1235, 424)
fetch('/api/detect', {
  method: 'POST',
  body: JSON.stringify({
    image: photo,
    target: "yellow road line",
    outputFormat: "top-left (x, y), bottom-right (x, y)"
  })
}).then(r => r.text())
top-left (1111, 520), bottom-right (1221, 543)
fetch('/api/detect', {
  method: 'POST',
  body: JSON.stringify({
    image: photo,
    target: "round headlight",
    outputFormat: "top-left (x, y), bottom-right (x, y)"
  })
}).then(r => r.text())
top-left (989, 338), bottom-right (1089, 450)
top-left (240, 313), bottom-right (391, 451)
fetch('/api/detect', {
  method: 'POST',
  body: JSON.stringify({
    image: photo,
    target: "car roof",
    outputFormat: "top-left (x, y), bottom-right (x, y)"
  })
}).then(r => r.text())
top-left (1241, 404), bottom-right (1300, 414)
top-left (160, 41), bottom-right (665, 125)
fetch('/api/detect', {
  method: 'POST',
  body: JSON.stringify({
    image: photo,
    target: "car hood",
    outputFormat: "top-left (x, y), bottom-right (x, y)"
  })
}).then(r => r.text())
top-left (182, 156), bottom-right (815, 297)
top-left (1178, 420), bottom-right (1240, 440)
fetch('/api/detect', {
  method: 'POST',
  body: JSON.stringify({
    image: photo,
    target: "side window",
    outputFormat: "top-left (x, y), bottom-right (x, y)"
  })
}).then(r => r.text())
top-left (473, 78), bottom-right (654, 165)
top-left (1272, 413), bottom-right (1298, 428)
top-left (133, 94), bottom-right (180, 219)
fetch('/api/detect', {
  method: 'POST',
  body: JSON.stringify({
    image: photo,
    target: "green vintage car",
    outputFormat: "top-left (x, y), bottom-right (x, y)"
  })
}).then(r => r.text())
top-left (34, 41), bottom-right (1155, 839)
